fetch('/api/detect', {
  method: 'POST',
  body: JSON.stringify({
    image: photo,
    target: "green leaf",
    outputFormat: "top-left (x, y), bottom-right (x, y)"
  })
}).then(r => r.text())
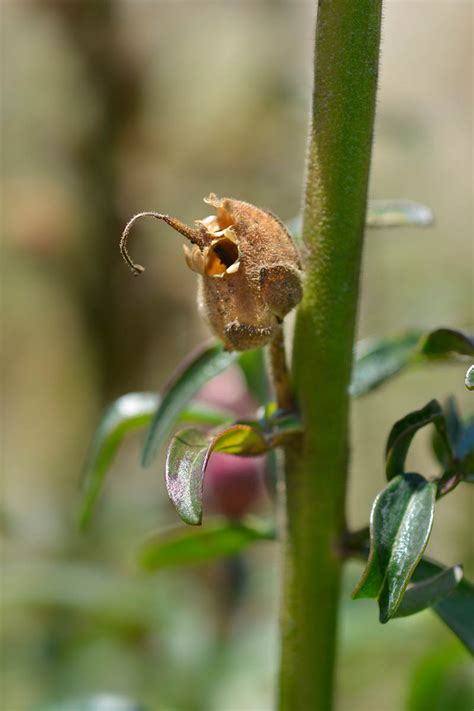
top-left (350, 329), bottom-right (474, 399)
top-left (79, 393), bottom-right (231, 530)
top-left (465, 364), bottom-right (474, 391)
top-left (407, 643), bottom-right (474, 711)
top-left (385, 399), bottom-right (451, 480)
top-left (287, 200), bottom-right (433, 242)
top-left (350, 331), bottom-right (422, 397)
top-left (420, 328), bottom-right (474, 358)
top-left (366, 199), bottom-right (433, 227)
top-left (352, 473), bottom-right (436, 623)
top-left (165, 424), bottom-right (269, 525)
top-left (238, 348), bottom-right (269, 404)
top-left (394, 564), bottom-right (463, 618)
top-left (142, 342), bottom-right (238, 467)
top-left (457, 422), bottom-right (474, 481)
top-left (139, 518), bottom-right (275, 570)
top-left (32, 695), bottom-right (147, 711)
top-left (79, 393), bottom-right (159, 530)
top-left (1, 561), bottom-right (163, 627)
top-left (411, 558), bottom-right (474, 654)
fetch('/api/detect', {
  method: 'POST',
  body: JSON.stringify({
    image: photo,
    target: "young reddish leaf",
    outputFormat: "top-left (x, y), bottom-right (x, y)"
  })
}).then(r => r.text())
top-left (419, 328), bottom-right (474, 358)
top-left (394, 565), bottom-right (463, 618)
top-left (385, 400), bottom-right (451, 480)
top-left (352, 473), bottom-right (436, 623)
top-left (165, 424), bottom-right (269, 525)
top-left (164, 412), bottom-right (300, 525)
top-left (142, 341), bottom-right (238, 467)
top-left (139, 518), bottom-right (275, 571)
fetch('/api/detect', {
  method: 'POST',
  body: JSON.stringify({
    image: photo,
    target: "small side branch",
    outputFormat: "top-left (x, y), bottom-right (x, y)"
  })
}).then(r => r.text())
top-left (269, 326), bottom-right (293, 411)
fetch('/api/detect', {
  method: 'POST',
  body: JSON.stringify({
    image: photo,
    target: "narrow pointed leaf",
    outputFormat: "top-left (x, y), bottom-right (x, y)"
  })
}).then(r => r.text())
top-left (165, 424), bottom-right (269, 525)
top-left (80, 394), bottom-right (231, 531)
top-left (139, 518), bottom-right (275, 571)
top-left (394, 565), bottom-right (463, 618)
top-left (385, 400), bottom-right (451, 480)
top-left (79, 393), bottom-right (159, 530)
top-left (142, 342), bottom-right (238, 467)
top-left (351, 329), bottom-right (474, 399)
top-left (420, 328), bottom-right (474, 358)
top-left (465, 364), bottom-right (474, 390)
top-left (457, 422), bottom-right (474, 481)
top-left (352, 473), bottom-right (436, 623)
top-left (366, 200), bottom-right (433, 227)
top-left (287, 199), bottom-right (433, 243)
top-left (350, 331), bottom-right (422, 397)
top-left (238, 348), bottom-right (269, 404)
top-left (33, 695), bottom-right (147, 711)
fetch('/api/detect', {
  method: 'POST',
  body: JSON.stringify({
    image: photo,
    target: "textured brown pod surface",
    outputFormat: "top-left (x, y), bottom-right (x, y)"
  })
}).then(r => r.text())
top-left (121, 194), bottom-right (303, 351)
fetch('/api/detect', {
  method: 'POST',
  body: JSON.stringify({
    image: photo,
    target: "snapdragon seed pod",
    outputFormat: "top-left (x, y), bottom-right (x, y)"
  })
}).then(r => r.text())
top-left (120, 194), bottom-right (303, 351)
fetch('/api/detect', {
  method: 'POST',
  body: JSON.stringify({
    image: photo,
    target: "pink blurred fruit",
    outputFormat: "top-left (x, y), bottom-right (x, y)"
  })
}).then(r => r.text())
top-left (204, 453), bottom-right (266, 520)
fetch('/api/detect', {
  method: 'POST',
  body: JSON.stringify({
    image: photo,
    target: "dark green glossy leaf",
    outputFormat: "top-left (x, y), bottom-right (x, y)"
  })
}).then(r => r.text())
top-left (420, 328), bottom-right (474, 358)
top-left (457, 422), bottom-right (474, 481)
top-left (352, 473), bottom-right (436, 623)
top-left (385, 399), bottom-right (451, 480)
top-left (140, 518), bottom-right (275, 570)
top-left (350, 331), bottom-right (422, 397)
top-left (79, 393), bottom-right (231, 530)
top-left (142, 342), bottom-right (238, 467)
top-left (411, 558), bottom-right (474, 654)
top-left (349, 537), bottom-right (474, 652)
top-left (32, 695), bottom-right (147, 711)
top-left (238, 348), bottom-right (269, 404)
top-left (465, 364), bottom-right (474, 391)
top-left (165, 424), bottom-right (269, 525)
top-left (366, 200), bottom-right (433, 227)
top-left (444, 397), bottom-right (463, 450)
top-left (395, 564), bottom-right (463, 618)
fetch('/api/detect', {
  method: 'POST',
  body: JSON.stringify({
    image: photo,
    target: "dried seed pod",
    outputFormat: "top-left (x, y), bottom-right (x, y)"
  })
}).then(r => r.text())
top-left (120, 194), bottom-right (303, 351)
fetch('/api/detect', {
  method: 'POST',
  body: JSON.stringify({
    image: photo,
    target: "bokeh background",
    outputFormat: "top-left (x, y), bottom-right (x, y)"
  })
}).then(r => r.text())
top-left (1, 1), bottom-right (473, 709)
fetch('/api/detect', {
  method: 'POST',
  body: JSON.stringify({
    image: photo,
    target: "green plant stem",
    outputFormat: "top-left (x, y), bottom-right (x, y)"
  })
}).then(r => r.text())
top-left (278, 2), bottom-right (383, 709)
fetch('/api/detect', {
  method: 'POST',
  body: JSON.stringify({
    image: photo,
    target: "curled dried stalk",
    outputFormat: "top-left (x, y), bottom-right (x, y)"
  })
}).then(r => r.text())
top-left (120, 211), bottom-right (206, 276)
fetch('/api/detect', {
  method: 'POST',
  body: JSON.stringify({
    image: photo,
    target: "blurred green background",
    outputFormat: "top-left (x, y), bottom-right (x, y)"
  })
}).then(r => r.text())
top-left (1, 1), bottom-right (473, 709)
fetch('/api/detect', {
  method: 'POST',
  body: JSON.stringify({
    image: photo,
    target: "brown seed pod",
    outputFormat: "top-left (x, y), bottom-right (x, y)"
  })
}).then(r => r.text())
top-left (120, 194), bottom-right (303, 351)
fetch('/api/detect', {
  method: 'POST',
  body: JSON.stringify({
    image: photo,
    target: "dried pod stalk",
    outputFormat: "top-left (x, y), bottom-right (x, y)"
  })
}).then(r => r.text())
top-left (120, 194), bottom-right (303, 351)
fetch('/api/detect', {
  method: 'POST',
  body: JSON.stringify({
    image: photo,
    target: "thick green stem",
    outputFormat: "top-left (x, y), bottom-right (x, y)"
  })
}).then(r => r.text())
top-left (278, 2), bottom-right (383, 709)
